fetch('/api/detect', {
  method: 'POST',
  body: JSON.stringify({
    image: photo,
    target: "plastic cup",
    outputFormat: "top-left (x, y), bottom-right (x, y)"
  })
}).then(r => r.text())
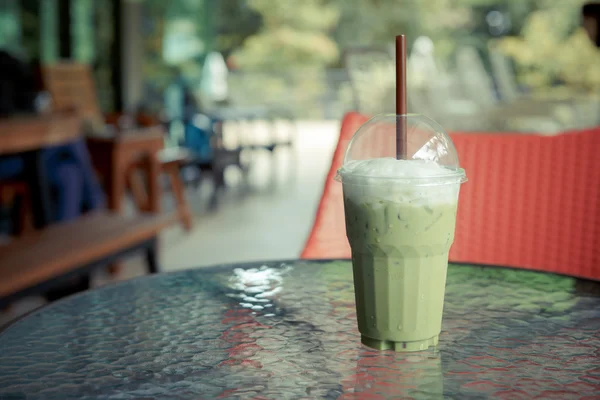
top-left (335, 114), bottom-right (467, 352)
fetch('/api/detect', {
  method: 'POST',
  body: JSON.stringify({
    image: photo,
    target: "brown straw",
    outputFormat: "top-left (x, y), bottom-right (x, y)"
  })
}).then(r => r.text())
top-left (395, 35), bottom-right (407, 159)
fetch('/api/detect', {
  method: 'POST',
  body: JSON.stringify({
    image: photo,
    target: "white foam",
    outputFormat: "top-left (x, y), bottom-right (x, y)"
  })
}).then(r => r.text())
top-left (341, 158), bottom-right (452, 179)
top-left (339, 158), bottom-right (460, 205)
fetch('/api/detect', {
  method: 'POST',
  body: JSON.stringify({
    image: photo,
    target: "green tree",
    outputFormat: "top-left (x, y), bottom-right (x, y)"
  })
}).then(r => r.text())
top-left (332, 0), bottom-right (474, 62)
top-left (215, 0), bottom-right (262, 59)
top-left (496, 0), bottom-right (598, 91)
top-left (332, 0), bottom-right (419, 49)
top-left (233, 0), bottom-right (340, 69)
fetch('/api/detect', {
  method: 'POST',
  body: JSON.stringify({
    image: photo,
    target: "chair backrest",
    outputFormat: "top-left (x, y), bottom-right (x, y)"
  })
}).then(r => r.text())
top-left (450, 128), bottom-right (600, 279)
top-left (302, 112), bottom-right (600, 280)
top-left (42, 62), bottom-right (103, 125)
top-left (301, 112), bottom-right (367, 259)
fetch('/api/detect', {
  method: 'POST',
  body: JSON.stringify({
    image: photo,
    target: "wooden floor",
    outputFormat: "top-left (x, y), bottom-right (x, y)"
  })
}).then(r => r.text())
top-left (1, 121), bottom-right (339, 327)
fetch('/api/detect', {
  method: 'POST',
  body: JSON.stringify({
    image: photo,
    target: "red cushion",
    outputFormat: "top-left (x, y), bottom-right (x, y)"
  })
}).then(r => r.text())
top-left (302, 112), bottom-right (600, 280)
top-left (450, 129), bottom-right (600, 279)
top-left (301, 112), bottom-right (367, 259)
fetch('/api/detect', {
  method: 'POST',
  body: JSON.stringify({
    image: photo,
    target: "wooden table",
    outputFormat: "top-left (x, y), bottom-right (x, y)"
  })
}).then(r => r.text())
top-left (0, 113), bottom-right (82, 227)
top-left (0, 113), bottom-right (82, 155)
top-left (86, 127), bottom-right (164, 213)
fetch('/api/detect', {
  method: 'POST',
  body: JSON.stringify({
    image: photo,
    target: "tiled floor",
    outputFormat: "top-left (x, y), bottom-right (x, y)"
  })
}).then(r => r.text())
top-left (1, 120), bottom-right (340, 327)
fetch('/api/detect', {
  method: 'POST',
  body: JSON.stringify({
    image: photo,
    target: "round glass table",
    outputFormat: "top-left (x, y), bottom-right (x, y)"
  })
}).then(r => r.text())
top-left (1, 260), bottom-right (599, 399)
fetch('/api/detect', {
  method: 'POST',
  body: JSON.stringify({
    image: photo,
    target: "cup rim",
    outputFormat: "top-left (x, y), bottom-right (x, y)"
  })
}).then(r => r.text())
top-left (335, 166), bottom-right (467, 186)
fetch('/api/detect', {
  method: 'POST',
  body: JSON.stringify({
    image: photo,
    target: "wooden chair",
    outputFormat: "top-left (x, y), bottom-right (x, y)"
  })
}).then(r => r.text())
top-left (42, 62), bottom-right (193, 231)
top-left (158, 147), bottom-right (193, 230)
top-left (301, 112), bottom-right (600, 281)
top-left (0, 181), bottom-right (33, 236)
top-left (85, 127), bottom-right (164, 214)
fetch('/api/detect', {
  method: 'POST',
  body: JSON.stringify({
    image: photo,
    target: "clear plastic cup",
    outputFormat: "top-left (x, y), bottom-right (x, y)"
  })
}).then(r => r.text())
top-left (335, 114), bottom-right (466, 351)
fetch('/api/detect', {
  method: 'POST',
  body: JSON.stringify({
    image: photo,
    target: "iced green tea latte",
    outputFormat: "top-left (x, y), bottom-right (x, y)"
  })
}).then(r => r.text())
top-left (339, 157), bottom-right (461, 351)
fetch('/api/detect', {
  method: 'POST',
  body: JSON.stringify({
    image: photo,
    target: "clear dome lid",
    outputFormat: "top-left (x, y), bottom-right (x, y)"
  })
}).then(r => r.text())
top-left (336, 114), bottom-right (466, 186)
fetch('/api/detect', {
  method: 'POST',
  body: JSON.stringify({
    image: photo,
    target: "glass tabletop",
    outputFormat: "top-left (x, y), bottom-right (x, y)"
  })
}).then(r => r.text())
top-left (1, 260), bottom-right (599, 399)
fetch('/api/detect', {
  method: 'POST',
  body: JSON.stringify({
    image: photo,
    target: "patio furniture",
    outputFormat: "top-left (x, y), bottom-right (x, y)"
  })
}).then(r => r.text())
top-left (0, 181), bottom-right (32, 235)
top-left (0, 210), bottom-right (174, 308)
top-left (42, 63), bottom-right (192, 230)
top-left (212, 106), bottom-right (296, 190)
top-left (0, 259), bottom-right (598, 398)
top-left (0, 113), bottom-right (82, 228)
top-left (85, 128), bottom-right (164, 214)
top-left (302, 112), bottom-right (600, 281)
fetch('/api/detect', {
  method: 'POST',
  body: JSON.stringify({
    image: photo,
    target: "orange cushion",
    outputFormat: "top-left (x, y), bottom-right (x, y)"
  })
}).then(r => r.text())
top-left (302, 112), bottom-right (600, 280)
top-left (301, 112), bottom-right (367, 259)
top-left (450, 129), bottom-right (600, 279)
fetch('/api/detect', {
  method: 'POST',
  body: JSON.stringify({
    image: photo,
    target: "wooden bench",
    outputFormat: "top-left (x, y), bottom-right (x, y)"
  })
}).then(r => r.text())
top-left (0, 211), bottom-right (175, 308)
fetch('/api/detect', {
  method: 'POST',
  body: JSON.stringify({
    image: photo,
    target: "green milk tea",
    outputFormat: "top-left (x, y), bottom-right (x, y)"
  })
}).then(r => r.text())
top-left (340, 159), bottom-right (461, 352)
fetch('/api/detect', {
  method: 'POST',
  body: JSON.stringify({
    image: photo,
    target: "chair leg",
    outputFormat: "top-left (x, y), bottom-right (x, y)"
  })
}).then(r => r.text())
top-left (126, 167), bottom-right (150, 212)
top-left (166, 164), bottom-right (193, 231)
top-left (145, 238), bottom-right (159, 274)
top-left (17, 191), bottom-right (34, 235)
top-left (209, 166), bottom-right (225, 211)
top-left (147, 155), bottom-right (162, 214)
top-left (2, 184), bottom-right (34, 236)
top-left (108, 263), bottom-right (122, 276)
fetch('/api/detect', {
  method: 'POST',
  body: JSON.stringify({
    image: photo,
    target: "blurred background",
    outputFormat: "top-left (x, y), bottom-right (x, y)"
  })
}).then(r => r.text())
top-left (1, 0), bottom-right (599, 322)
top-left (2, 0), bottom-right (599, 127)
